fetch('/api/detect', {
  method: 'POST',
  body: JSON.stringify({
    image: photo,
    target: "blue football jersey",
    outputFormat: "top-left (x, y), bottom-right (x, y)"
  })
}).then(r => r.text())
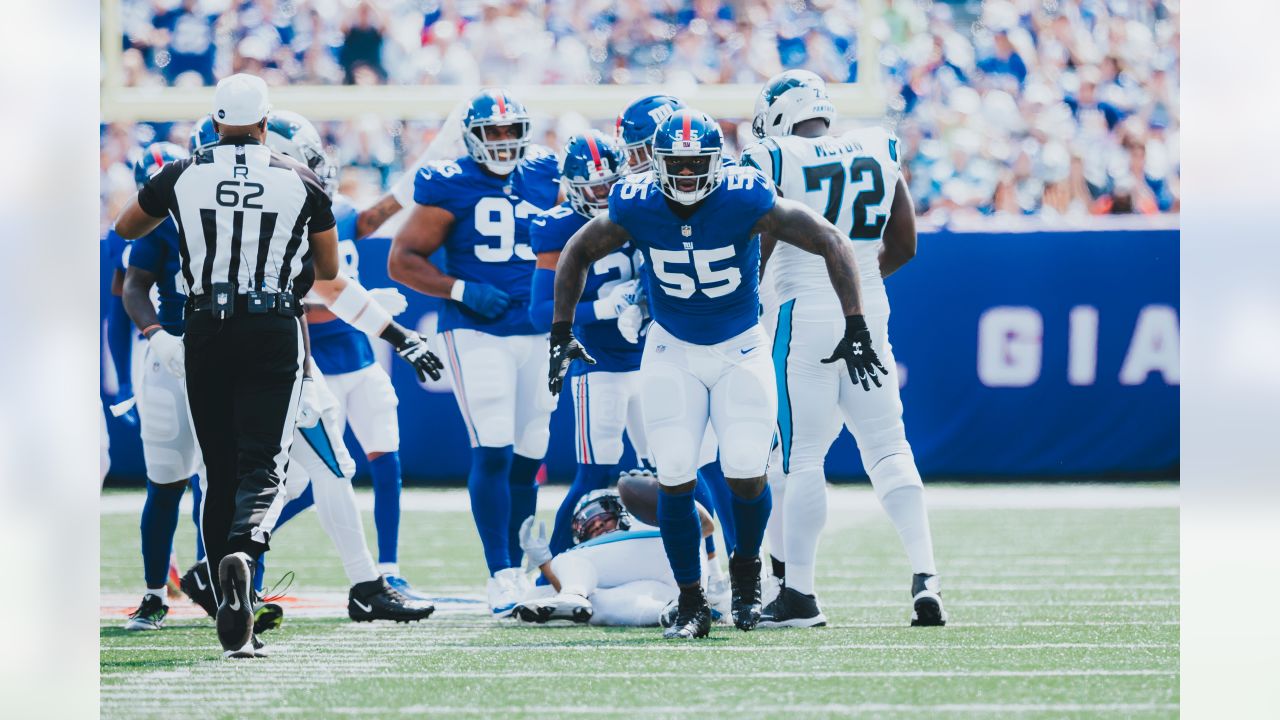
top-left (608, 166), bottom-right (776, 345)
top-left (414, 149), bottom-right (561, 336)
top-left (124, 220), bottom-right (187, 336)
top-left (308, 195), bottom-right (377, 375)
top-left (530, 201), bottom-right (642, 374)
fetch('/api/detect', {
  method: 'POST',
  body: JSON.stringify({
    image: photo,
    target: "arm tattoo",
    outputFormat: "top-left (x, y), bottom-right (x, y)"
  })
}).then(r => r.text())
top-left (552, 214), bottom-right (631, 324)
top-left (356, 194), bottom-right (403, 239)
top-left (754, 198), bottom-right (864, 316)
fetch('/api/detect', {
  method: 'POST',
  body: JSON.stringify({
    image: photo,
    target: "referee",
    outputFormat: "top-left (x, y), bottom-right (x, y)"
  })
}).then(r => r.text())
top-left (115, 74), bottom-right (339, 658)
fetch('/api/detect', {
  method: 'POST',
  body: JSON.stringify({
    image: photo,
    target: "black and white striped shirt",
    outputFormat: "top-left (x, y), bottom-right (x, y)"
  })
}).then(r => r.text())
top-left (137, 136), bottom-right (335, 298)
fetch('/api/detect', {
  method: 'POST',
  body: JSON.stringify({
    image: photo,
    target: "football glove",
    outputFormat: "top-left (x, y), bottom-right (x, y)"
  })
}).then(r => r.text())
top-left (821, 314), bottom-right (888, 391)
top-left (368, 287), bottom-right (408, 316)
top-left (112, 385), bottom-right (138, 427)
top-left (296, 377), bottom-right (329, 429)
top-left (456, 281), bottom-right (510, 320)
top-left (593, 279), bottom-right (640, 320)
top-left (519, 516), bottom-right (553, 572)
top-left (617, 303), bottom-right (651, 344)
top-left (548, 322), bottom-right (595, 396)
top-left (380, 324), bottom-right (444, 382)
top-left (147, 329), bottom-right (186, 379)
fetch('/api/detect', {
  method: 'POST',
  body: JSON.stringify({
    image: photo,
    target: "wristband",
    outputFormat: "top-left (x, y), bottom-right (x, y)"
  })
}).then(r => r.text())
top-left (449, 280), bottom-right (467, 302)
top-left (844, 314), bottom-right (869, 337)
top-left (550, 321), bottom-right (573, 343)
top-left (379, 322), bottom-right (411, 348)
top-left (141, 324), bottom-right (162, 338)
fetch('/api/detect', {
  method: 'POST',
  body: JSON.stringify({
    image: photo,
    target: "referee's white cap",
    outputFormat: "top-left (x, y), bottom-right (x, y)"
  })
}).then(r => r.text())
top-left (212, 74), bottom-right (271, 125)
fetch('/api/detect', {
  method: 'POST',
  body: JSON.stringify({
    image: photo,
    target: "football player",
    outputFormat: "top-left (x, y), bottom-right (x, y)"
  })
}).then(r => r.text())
top-left (743, 71), bottom-right (946, 628)
top-left (255, 110), bottom-right (439, 600)
top-left (528, 130), bottom-right (646, 556)
top-left (389, 89), bottom-right (561, 618)
top-left (548, 109), bottom-right (885, 639)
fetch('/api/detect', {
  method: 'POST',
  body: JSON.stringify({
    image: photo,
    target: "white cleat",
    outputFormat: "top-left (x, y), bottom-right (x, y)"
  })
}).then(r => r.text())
top-left (487, 567), bottom-right (527, 619)
top-left (706, 574), bottom-right (732, 624)
top-left (515, 593), bottom-right (594, 624)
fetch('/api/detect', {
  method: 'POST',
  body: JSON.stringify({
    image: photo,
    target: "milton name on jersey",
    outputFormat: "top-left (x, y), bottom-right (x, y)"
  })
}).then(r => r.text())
top-left (413, 148), bottom-right (560, 336)
top-left (743, 127), bottom-right (901, 316)
top-left (607, 165), bottom-right (776, 346)
top-left (530, 201), bottom-right (642, 375)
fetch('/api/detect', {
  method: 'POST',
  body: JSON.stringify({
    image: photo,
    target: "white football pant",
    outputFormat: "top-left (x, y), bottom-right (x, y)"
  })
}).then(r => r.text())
top-left (324, 362), bottom-right (400, 455)
top-left (640, 323), bottom-right (777, 486)
top-left (550, 531), bottom-right (707, 626)
top-left (436, 329), bottom-right (556, 457)
top-left (568, 370), bottom-right (648, 466)
top-left (283, 371), bottom-right (379, 585)
top-left (133, 339), bottom-right (202, 484)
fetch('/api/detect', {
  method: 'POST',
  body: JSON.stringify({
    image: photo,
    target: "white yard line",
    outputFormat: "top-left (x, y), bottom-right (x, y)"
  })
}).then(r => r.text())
top-left (99, 483), bottom-right (1178, 515)
top-left (101, 641), bottom-right (1178, 652)
top-left (326, 703), bottom-right (1181, 716)
top-left (371, 669), bottom-right (1176, 679)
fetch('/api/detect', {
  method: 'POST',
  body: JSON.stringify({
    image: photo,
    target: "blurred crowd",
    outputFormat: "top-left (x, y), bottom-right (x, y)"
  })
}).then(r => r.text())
top-left (105, 0), bottom-right (1178, 226)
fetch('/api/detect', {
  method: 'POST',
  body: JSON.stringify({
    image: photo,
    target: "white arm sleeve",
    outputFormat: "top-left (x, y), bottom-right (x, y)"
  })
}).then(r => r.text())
top-left (327, 281), bottom-right (394, 337)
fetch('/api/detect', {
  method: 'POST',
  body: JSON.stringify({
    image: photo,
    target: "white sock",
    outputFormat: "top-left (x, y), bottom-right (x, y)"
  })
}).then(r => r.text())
top-left (378, 562), bottom-right (401, 577)
top-left (781, 467), bottom-right (827, 596)
top-left (707, 557), bottom-right (724, 581)
top-left (145, 587), bottom-right (166, 600)
top-left (764, 464), bottom-right (787, 566)
top-left (878, 483), bottom-right (937, 576)
top-left (309, 471), bottom-right (380, 585)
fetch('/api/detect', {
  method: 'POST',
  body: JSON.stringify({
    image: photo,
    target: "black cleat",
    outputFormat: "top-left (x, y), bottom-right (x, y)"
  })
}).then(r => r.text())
top-left (253, 601), bottom-right (284, 634)
top-left (760, 586), bottom-right (828, 628)
top-left (179, 562), bottom-right (217, 618)
top-left (728, 554), bottom-right (763, 631)
top-left (124, 594), bottom-right (169, 631)
top-left (216, 553), bottom-right (255, 657)
top-left (911, 573), bottom-right (948, 627)
top-left (348, 577), bottom-right (436, 623)
top-left (662, 587), bottom-right (712, 640)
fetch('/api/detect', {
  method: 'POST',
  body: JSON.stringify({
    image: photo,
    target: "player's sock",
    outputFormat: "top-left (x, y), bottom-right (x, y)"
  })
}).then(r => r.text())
top-left (782, 467), bottom-right (828, 596)
top-left (189, 476), bottom-right (205, 561)
top-left (770, 555), bottom-right (786, 581)
top-left (369, 452), bottom-right (403, 566)
top-left (692, 476), bottom-right (718, 557)
top-left (764, 465), bottom-right (786, 566)
top-left (468, 446), bottom-right (514, 575)
top-left (273, 483), bottom-right (314, 531)
top-left (253, 556), bottom-right (266, 594)
top-left (657, 487), bottom-right (702, 586)
top-left (140, 481), bottom-right (185, 589)
top-left (144, 586), bottom-right (166, 600)
top-left (698, 462), bottom-right (737, 554)
top-left (507, 454), bottom-right (541, 567)
top-left (879, 482), bottom-right (938, 576)
top-left (550, 462), bottom-right (614, 554)
top-left (729, 483), bottom-right (773, 560)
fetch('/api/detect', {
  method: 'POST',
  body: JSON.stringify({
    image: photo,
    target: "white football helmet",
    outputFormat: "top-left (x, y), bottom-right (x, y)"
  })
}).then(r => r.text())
top-left (751, 69), bottom-right (837, 139)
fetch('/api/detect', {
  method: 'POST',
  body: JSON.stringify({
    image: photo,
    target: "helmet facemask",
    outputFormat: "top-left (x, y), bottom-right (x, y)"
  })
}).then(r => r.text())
top-left (623, 139), bottom-right (655, 175)
top-left (571, 490), bottom-right (632, 544)
top-left (655, 148), bottom-right (722, 205)
top-left (566, 168), bottom-right (620, 217)
top-left (464, 119), bottom-right (530, 176)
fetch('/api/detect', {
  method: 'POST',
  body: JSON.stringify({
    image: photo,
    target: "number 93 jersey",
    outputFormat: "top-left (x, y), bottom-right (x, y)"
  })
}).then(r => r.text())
top-left (743, 127), bottom-right (901, 317)
top-left (413, 147), bottom-right (561, 335)
top-left (608, 165), bottom-right (776, 346)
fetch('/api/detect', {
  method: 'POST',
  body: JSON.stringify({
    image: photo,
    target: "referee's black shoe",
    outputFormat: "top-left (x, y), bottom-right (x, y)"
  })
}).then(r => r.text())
top-left (216, 553), bottom-right (255, 658)
top-left (729, 553), bottom-right (763, 631)
top-left (348, 577), bottom-right (435, 623)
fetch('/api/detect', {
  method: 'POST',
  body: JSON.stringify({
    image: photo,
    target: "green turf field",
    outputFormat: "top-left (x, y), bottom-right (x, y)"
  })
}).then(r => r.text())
top-left (100, 484), bottom-right (1178, 718)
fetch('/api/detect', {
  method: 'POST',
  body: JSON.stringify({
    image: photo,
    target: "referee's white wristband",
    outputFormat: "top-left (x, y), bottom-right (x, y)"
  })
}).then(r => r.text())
top-left (449, 280), bottom-right (467, 302)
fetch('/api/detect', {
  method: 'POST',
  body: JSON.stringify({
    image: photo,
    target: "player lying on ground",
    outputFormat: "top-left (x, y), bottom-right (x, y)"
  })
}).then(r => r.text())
top-left (746, 71), bottom-right (946, 627)
top-left (548, 109), bottom-right (886, 639)
top-left (512, 475), bottom-right (718, 626)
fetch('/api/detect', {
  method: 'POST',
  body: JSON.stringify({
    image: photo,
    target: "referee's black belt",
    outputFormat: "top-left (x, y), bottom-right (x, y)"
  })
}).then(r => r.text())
top-left (186, 291), bottom-right (301, 318)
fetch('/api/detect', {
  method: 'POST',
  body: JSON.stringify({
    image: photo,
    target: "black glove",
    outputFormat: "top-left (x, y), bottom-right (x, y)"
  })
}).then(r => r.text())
top-left (548, 321), bottom-right (595, 396)
top-left (380, 323), bottom-right (444, 382)
top-left (821, 314), bottom-right (888, 391)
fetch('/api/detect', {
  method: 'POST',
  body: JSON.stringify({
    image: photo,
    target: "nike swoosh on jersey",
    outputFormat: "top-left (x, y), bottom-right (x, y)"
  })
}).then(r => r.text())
top-left (353, 598), bottom-right (372, 613)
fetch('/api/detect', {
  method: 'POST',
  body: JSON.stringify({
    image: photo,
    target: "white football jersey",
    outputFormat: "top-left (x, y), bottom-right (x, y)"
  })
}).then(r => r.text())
top-left (743, 127), bottom-right (902, 315)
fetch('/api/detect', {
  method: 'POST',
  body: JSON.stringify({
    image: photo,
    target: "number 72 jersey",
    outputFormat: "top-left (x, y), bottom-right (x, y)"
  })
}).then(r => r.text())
top-left (742, 127), bottom-right (902, 315)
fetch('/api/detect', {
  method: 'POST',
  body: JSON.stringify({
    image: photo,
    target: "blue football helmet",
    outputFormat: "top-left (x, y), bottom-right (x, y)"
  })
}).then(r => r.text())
top-left (571, 489), bottom-right (631, 544)
top-left (133, 142), bottom-right (189, 189)
top-left (265, 110), bottom-right (337, 196)
top-left (188, 115), bottom-right (219, 154)
top-left (615, 94), bottom-right (686, 175)
top-left (652, 109), bottom-right (724, 205)
top-left (560, 130), bottom-right (626, 218)
top-left (462, 89), bottom-right (531, 175)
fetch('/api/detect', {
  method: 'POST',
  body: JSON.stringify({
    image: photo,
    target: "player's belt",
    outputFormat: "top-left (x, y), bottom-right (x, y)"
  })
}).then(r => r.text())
top-left (186, 290), bottom-right (300, 319)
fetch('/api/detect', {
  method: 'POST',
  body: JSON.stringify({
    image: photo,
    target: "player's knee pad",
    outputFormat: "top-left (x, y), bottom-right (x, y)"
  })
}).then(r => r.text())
top-left (343, 366), bottom-right (400, 453)
top-left (867, 452), bottom-right (923, 502)
top-left (854, 413), bottom-right (914, 474)
top-left (550, 552), bottom-right (599, 598)
top-left (649, 427), bottom-right (700, 485)
top-left (137, 385), bottom-right (200, 484)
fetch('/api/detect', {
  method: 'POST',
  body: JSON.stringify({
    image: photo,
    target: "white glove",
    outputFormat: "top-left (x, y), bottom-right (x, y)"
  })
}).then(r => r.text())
top-left (295, 377), bottom-right (334, 429)
top-left (369, 287), bottom-right (408, 316)
top-left (519, 516), bottom-right (553, 572)
top-left (593, 279), bottom-right (640, 321)
top-left (617, 304), bottom-right (644, 344)
top-left (148, 330), bottom-right (185, 378)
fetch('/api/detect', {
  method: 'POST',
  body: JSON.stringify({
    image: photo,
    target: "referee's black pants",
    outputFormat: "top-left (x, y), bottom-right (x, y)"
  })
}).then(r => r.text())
top-left (184, 310), bottom-right (304, 592)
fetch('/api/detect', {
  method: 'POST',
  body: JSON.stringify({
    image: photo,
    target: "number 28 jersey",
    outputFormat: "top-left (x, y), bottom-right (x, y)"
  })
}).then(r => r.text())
top-left (742, 127), bottom-right (902, 316)
top-left (413, 149), bottom-right (560, 336)
top-left (608, 165), bottom-right (776, 345)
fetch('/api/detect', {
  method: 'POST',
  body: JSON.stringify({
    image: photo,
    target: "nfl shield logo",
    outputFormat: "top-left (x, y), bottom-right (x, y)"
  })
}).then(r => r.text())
top-left (681, 225), bottom-right (692, 237)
